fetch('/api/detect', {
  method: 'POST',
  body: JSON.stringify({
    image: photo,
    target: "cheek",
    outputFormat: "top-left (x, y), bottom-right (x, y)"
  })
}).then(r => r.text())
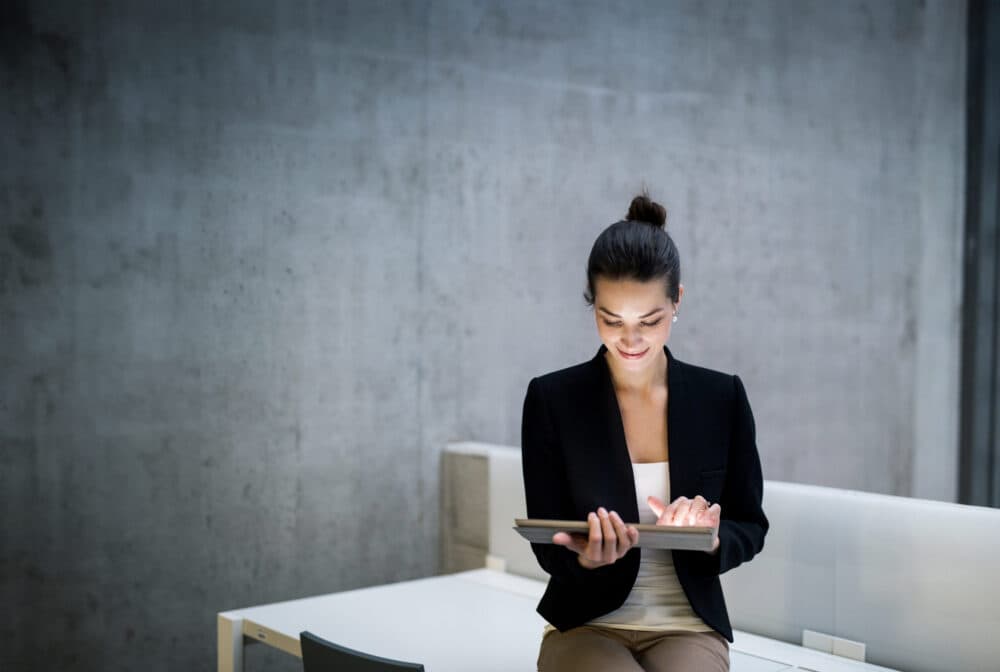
top-left (650, 324), bottom-right (671, 343)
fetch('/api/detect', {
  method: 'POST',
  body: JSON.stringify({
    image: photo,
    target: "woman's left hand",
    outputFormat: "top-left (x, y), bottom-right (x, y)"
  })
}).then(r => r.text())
top-left (647, 495), bottom-right (721, 554)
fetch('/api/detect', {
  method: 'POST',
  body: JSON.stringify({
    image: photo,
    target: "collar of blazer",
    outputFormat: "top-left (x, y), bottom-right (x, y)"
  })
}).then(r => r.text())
top-left (588, 342), bottom-right (698, 524)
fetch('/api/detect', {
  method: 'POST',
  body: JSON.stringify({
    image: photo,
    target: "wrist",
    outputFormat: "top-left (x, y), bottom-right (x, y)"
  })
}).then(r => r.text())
top-left (576, 555), bottom-right (600, 569)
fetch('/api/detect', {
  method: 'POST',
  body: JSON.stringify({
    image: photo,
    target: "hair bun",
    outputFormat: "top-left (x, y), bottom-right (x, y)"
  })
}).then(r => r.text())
top-left (626, 193), bottom-right (667, 229)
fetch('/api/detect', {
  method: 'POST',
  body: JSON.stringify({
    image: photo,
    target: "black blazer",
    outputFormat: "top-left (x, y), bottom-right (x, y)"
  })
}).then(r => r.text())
top-left (520, 343), bottom-right (768, 642)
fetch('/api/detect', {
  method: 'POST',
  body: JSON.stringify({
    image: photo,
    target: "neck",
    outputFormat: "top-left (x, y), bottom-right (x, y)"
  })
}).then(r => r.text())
top-left (604, 347), bottom-right (668, 395)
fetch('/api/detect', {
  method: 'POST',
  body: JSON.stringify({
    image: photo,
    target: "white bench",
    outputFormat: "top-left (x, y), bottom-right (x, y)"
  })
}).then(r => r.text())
top-left (448, 441), bottom-right (1000, 672)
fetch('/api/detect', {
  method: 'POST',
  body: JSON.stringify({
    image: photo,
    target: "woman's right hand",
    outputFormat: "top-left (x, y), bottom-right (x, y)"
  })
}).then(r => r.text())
top-left (551, 506), bottom-right (639, 569)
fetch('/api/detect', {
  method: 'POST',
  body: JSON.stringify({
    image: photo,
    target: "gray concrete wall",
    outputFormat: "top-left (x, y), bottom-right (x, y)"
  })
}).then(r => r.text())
top-left (0, 1), bottom-right (965, 670)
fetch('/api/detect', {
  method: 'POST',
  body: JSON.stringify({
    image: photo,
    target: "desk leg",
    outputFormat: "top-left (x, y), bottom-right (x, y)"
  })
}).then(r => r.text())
top-left (217, 614), bottom-right (244, 672)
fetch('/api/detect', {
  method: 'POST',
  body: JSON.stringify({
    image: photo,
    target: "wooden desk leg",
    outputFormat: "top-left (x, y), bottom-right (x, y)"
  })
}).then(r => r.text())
top-left (217, 614), bottom-right (244, 672)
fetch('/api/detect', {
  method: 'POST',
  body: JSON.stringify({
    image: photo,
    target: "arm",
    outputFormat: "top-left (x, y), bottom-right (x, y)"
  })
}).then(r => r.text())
top-left (520, 377), bottom-right (618, 584)
top-left (690, 374), bottom-right (769, 575)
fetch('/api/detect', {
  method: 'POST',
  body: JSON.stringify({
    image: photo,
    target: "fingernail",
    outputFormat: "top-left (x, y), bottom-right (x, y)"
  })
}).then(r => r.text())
top-left (598, 507), bottom-right (607, 516)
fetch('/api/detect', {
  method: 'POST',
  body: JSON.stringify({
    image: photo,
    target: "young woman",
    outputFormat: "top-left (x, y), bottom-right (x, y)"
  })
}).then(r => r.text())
top-left (520, 193), bottom-right (768, 672)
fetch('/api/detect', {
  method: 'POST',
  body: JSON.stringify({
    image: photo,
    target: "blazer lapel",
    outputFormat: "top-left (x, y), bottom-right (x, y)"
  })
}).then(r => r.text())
top-left (665, 346), bottom-right (698, 500)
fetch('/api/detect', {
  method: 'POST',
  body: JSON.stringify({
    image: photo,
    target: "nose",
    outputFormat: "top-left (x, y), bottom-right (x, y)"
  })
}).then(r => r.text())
top-left (621, 325), bottom-right (642, 347)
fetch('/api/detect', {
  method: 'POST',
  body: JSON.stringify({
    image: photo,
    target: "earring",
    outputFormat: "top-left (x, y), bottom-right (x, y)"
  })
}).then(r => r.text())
top-left (672, 312), bottom-right (678, 323)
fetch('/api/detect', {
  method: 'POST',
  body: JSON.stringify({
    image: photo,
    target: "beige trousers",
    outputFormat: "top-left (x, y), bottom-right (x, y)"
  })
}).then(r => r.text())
top-left (537, 625), bottom-right (730, 672)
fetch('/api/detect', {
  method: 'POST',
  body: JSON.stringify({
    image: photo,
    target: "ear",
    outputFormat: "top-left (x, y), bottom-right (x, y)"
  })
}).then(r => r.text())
top-left (675, 283), bottom-right (684, 309)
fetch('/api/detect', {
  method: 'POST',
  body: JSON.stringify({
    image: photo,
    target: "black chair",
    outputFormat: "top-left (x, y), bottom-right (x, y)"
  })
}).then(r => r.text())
top-left (299, 631), bottom-right (425, 672)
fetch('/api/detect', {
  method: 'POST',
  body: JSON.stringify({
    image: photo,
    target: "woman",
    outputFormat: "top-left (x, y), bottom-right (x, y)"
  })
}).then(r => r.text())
top-left (520, 193), bottom-right (768, 672)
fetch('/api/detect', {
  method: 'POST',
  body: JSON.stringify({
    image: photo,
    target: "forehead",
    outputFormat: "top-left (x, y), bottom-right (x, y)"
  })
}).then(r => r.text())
top-left (594, 277), bottom-right (670, 311)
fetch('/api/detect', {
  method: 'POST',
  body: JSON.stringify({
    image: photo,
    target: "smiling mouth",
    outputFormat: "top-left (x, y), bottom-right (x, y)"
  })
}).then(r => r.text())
top-left (618, 347), bottom-right (649, 357)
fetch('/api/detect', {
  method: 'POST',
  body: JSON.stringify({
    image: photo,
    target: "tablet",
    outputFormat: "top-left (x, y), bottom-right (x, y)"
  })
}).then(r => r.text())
top-left (513, 518), bottom-right (716, 552)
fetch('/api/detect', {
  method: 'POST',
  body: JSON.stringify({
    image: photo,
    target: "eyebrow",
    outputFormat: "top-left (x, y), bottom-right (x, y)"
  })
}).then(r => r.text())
top-left (597, 306), bottom-right (666, 319)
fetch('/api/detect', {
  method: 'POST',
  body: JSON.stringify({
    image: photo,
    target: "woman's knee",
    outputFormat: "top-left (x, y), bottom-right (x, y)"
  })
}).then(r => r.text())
top-left (636, 630), bottom-right (730, 672)
top-left (537, 626), bottom-right (643, 672)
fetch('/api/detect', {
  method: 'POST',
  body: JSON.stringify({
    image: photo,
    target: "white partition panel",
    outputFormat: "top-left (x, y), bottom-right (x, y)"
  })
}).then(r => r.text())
top-left (451, 442), bottom-right (1000, 672)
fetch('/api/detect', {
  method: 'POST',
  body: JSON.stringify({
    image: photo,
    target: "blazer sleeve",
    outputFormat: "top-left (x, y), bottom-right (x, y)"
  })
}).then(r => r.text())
top-left (689, 373), bottom-right (769, 576)
top-left (520, 376), bottom-right (619, 585)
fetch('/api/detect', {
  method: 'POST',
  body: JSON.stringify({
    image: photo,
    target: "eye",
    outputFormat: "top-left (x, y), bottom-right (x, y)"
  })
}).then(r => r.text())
top-left (602, 319), bottom-right (663, 328)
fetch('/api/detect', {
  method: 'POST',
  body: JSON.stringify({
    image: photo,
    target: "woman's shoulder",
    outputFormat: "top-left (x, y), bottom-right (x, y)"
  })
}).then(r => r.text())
top-left (530, 358), bottom-right (595, 390)
top-left (525, 348), bottom-right (607, 399)
top-left (675, 355), bottom-right (735, 382)
top-left (673, 354), bottom-right (748, 401)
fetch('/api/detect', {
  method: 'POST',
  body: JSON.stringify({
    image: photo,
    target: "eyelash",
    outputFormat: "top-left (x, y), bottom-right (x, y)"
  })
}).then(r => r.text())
top-left (603, 319), bottom-right (663, 328)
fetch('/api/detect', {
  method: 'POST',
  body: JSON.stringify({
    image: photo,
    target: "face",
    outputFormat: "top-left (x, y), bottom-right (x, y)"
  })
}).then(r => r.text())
top-left (593, 276), bottom-right (683, 368)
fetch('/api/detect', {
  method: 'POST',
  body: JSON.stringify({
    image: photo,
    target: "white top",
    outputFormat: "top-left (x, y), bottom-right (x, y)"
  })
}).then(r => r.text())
top-left (544, 461), bottom-right (712, 634)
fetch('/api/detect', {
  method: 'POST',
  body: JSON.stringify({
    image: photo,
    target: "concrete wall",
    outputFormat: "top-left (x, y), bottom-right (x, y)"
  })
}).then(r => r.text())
top-left (0, 1), bottom-right (965, 670)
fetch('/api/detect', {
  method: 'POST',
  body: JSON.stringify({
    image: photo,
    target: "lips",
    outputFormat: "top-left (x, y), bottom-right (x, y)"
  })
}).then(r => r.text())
top-left (618, 347), bottom-right (649, 359)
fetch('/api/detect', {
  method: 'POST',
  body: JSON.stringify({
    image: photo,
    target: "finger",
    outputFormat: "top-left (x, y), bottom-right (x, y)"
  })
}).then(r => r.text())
top-left (674, 501), bottom-right (691, 526)
top-left (705, 504), bottom-right (722, 553)
top-left (693, 500), bottom-right (716, 524)
top-left (687, 496), bottom-right (709, 525)
top-left (585, 511), bottom-right (603, 563)
top-left (608, 510), bottom-right (629, 544)
top-left (628, 525), bottom-right (639, 546)
top-left (663, 495), bottom-right (686, 518)
top-left (608, 510), bottom-right (631, 557)
top-left (671, 497), bottom-right (692, 525)
top-left (552, 531), bottom-right (588, 554)
top-left (706, 503), bottom-right (722, 523)
top-left (597, 507), bottom-right (616, 564)
top-left (647, 495), bottom-right (667, 518)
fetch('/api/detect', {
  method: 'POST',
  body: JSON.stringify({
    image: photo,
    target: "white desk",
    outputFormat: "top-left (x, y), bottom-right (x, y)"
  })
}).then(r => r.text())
top-left (217, 569), bottom-right (900, 672)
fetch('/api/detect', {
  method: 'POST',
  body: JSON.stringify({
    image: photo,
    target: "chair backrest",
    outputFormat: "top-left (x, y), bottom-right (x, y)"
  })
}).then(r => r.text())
top-left (299, 631), bottom-right (424, 672)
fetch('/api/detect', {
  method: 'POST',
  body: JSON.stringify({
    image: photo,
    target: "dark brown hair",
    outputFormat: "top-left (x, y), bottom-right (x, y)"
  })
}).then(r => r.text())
top-left (583, 192), bottom-right (681, 305)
